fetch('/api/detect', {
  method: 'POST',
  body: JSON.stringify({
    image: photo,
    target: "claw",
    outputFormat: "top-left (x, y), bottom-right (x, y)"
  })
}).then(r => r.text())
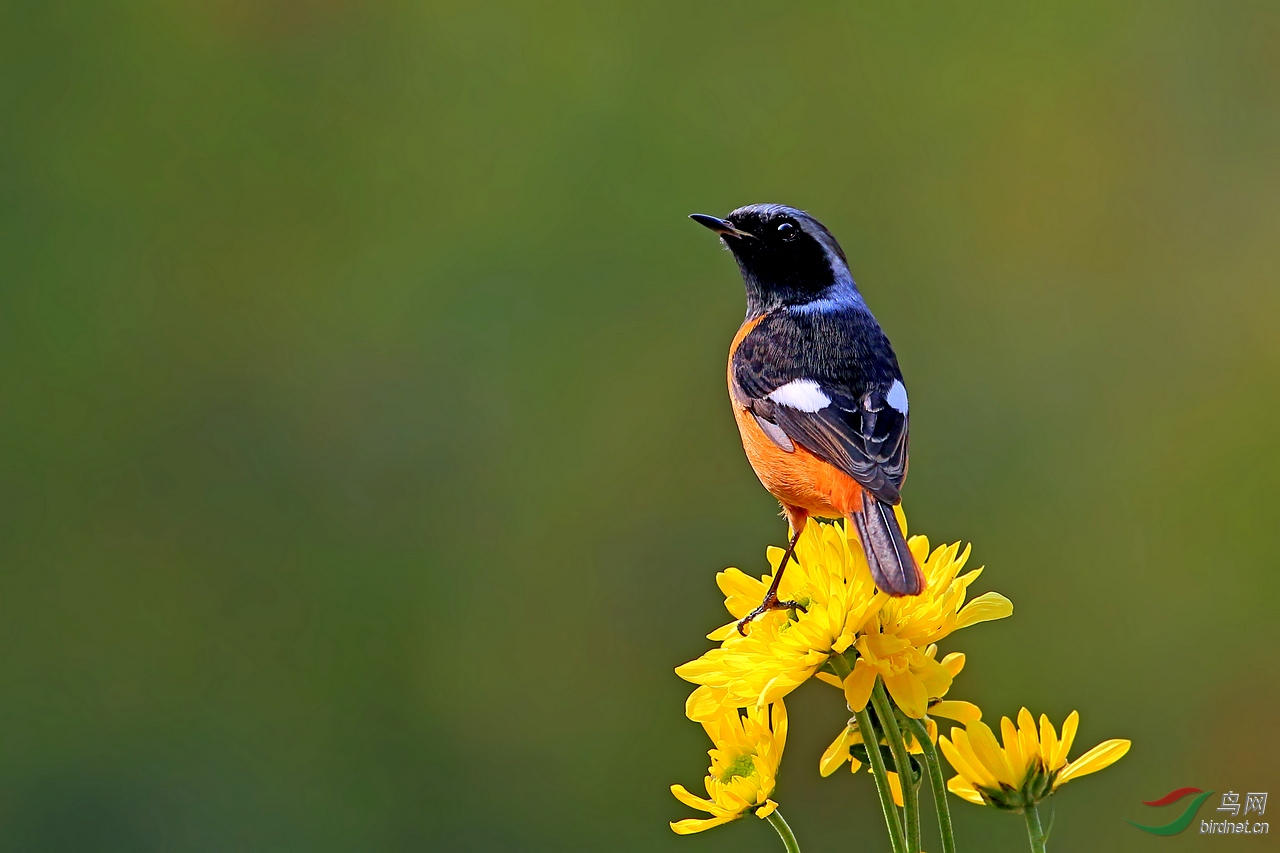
top-left (735, 594), bottom-right (808, 635)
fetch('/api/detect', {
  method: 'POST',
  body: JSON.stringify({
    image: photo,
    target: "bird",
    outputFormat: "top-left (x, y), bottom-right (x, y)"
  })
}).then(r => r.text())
top-left (690, 204), bottom-right (924, 633)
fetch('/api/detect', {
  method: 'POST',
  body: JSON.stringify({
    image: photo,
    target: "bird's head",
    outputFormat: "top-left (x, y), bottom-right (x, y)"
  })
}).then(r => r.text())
top-left (689, 204), bottom-right (856, 316)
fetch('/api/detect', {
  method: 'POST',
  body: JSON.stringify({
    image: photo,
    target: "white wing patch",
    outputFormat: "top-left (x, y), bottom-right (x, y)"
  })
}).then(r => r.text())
top-left (767, 379), bottom-right (831, 413)
top-left (886, 379), bottom-right (909, 415)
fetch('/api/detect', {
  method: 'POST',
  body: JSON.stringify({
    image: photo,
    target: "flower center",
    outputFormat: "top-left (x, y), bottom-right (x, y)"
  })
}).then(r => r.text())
top-left (718, 752), bottom-right (757, 783)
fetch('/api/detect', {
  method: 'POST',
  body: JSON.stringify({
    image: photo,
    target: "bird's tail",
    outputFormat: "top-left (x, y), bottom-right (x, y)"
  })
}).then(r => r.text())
top-left (850, 492), bottom-right (925, 596)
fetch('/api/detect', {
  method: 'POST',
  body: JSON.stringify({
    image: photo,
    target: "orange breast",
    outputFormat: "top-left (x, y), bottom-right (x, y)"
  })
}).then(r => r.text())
top-left (728, 317), bottom-right (864, 519)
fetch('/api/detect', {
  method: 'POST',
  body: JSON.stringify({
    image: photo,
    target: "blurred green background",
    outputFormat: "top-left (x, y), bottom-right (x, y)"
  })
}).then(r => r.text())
top-left (2, 1), bottom-right (1278, 850)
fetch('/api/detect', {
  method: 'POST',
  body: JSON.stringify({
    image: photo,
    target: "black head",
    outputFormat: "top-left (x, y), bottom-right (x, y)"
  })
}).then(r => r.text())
top-left (689, 204), bottom-right (855, 318)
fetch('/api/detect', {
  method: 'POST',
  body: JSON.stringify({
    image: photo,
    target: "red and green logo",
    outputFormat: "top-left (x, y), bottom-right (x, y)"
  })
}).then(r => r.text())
top-left (1127, 787), bottom-right (1215, 835)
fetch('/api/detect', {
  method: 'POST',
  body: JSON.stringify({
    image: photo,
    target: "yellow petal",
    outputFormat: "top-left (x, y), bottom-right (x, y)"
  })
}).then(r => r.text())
top-left (1055, 711), bottom-right (1079, 769)
top-left (750, 753), bottom-right (776, 781)
top-left (952, 592), bottom-right (1014, 630)
top-left (754, 799), bottom-right (779, 819)
top-left (886, 770), bottom-right (905, 807)
top-left (717, 787), bottom-right (752, 811)
top-left (940, 731), bottom-right (999, 790)
top-left (716, 566), bottom-right (763, 596)
top-left (915, 655), bottom-right (955, 701)
top-left (1017, 708), bottom-right (1040, 766)
top-left (1039, 714), bottom-right (1059, 770)
top-left (843, 661), bottom-right (876, 712)
top-left (1056, 739), bottom-right (1130, 786)
top-left (716, 568), bottom-right (768, 619)
top-left (862, 630), bottom-right (911, 659)
top-left (671, 816), bottom-right (735, 835)
top-left (684, 686), bottom-right (726, 723)
top-left (908, 535), bottom-right (930, 565)
top-left (756, 674), bottom-right (784, 713)
top-left (821, 728), bottom-right (854, 777)
top-left (1001, 716), bottom-right (1025, 776)
top-left (946, 775), bottom-right (986, 805)
top-left (772, 699), bottom-right (789, 754)
top-left (940, 652), bottom-right (966, 677)
top-left (674, 655), bottom-right (723, 681)
top-left (931, 701), bottom-right (981, 723)
top-left (884, 670), bottom-right (929, 719)
top-left (706, 622), bottom-right (738, 641)
top-left (671, 784), bottom-right (717, 814)
top-left (966, 720), bottom-right (1018, 788)
top-left (815, 671), bottom-right (844, 689)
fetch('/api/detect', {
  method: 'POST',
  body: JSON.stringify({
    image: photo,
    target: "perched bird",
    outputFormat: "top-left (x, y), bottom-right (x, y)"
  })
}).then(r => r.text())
top-left (691, 204), bottom-right (924, 632)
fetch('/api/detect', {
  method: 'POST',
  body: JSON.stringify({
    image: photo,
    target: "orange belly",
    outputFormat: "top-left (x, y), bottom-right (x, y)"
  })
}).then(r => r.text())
top-left (730, 404), bottom-right (863, 518)
top-left (728, 317), bottom-right (865, 520)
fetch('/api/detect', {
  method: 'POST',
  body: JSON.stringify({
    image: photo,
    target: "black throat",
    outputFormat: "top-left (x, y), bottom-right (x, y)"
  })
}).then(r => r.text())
top-left (733, 241), bottom-right (840, 319)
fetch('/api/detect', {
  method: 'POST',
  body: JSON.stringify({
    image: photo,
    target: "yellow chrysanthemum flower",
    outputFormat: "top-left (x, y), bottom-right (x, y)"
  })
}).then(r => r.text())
top-left (669, 700), bottom-right (788, 835)
top-left (838, 533), bottom-right (1013, 718)
top-left (939, 708), bottom-right (1131, 811)
top-left (677, 520), bottom-right (883, 722)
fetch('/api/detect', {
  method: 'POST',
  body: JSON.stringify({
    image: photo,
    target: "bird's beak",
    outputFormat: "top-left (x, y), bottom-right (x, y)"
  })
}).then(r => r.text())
top-left (689, 214), bottom-right (755, 240)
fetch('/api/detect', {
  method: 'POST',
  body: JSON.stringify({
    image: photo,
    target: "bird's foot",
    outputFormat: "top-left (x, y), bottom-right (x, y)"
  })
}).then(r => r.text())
top-left (736, 594), bottom-right (807, 636)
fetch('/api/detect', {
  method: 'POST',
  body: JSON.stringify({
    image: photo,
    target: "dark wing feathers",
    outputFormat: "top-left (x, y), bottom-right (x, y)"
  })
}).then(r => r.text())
top-left (733, 307), bottom-right (909, 503)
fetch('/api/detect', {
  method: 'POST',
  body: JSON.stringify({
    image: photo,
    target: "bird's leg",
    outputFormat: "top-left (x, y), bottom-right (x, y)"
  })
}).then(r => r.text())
top-left (737, 526), bottom-right (807, 635)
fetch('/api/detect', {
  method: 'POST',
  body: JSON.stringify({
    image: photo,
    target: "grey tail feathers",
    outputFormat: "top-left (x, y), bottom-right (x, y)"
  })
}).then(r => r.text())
top-left (850, 492), bottom-right (925, 596)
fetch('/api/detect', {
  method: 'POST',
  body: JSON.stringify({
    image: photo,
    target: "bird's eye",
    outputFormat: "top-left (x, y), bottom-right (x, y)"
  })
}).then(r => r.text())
top-left (777, 221), bottom-right (796, 238)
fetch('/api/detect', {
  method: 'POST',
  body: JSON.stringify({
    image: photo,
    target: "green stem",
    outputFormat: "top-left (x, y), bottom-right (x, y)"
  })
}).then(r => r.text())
top-left (871, 680), bottom-right (921, 853)
top-left (1024, 802), bottom-right (1048, 853)
top-left (830, 654), bottom-right (905, 853)
top-left (854, 705), bottom-right (906, 853)
top-left (904, 716), bottom-right (957, 853)
top-left (765, 809), bottom-right (802, 853)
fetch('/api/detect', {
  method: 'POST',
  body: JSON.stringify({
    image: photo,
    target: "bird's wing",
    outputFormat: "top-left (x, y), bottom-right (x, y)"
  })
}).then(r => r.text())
top-left (732, 307), bottom-right (909, 504)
